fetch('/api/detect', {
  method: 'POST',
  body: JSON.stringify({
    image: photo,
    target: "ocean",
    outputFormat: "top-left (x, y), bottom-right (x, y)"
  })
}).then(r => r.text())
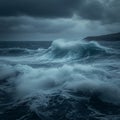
top-left (0, 39), bottom-right (120, 120)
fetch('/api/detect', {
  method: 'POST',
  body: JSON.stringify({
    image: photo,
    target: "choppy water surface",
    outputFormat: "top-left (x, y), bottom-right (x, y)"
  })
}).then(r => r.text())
top-left (0, 39), bottom-right (120, 120)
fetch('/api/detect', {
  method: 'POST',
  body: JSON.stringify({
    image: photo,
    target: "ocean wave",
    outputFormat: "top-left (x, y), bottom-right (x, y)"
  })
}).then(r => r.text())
top-left (45, 40), bottom-right (112, 60)
top-left (0, 40), bottom-right (117, 65)
top-left (0, 39), bottom-right (120, 120)
top-left (0, 47), bottom-right (46, 56)
top-left (0, 62), bottom-right (120, 119)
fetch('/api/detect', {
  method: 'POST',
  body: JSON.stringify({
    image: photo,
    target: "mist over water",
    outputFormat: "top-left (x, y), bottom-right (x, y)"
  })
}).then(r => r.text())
top-left (0, 39), bottom-right (120, 120)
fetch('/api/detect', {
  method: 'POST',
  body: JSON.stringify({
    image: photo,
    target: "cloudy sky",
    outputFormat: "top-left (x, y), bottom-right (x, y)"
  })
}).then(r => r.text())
top-left (0, 0), bottom-right (120, 41)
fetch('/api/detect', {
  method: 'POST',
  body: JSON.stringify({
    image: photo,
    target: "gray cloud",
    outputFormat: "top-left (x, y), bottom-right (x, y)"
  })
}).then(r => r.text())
top-left (0, 0), bottom-right (120, 24)
top-left (0, 16), bottom-right (76, 34)
top-left (0, 0), bottom-right (81, 18)
top-left (0, 0), bottom-right (120, 41)
top-left (0, 16), bottom-right (113, 41)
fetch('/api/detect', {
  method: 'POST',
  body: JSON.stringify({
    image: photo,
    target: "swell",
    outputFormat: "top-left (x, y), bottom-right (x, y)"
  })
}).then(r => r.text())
top-left (0, 47), bottom-right (46, 57)
top-left (0, 48), bottom-right (32, 56)
top-left (0, 40), bottom-right (118, 64)
top-left (0, 39), bottom-right (120, 120)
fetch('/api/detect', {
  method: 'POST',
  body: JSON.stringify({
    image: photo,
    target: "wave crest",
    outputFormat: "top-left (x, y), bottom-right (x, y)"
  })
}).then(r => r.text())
top-left (45, 40), bottom-right (112, 61)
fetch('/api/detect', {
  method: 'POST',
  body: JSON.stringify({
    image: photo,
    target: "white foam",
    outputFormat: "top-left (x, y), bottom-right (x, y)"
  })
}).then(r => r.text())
top-left (0, 39), bottom-right (111, 64)
top-left (1, 63), bottom-right (120, 105)
top-left (0, 39), bottom-right (120, 111)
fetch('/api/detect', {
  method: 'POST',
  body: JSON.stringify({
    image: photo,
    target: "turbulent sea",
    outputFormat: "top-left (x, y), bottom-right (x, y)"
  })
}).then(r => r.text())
top-left (0, 39), bottom-right (120, 120)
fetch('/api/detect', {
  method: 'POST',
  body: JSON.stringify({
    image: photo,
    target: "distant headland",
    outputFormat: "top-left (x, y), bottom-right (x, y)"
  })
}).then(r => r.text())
top-left (85, 32), bottom-right (120, 41)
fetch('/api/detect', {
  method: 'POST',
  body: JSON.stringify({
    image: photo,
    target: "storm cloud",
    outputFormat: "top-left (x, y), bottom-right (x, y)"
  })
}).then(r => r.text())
top-left (0, 0), bottom-right (120, 41)
top-left (0, 0), bottom-right (120, 24)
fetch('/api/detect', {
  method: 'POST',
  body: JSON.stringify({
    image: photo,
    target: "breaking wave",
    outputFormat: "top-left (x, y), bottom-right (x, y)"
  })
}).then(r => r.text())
top-left (0, 40), bottom-right (116, 64)
top-left (47, 40), bottom-right (110, 58)
top-left (0, 39), bottom-right (120, 120)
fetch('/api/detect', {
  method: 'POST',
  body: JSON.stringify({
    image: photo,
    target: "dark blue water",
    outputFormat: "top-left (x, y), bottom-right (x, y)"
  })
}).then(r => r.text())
top-left (0, 40), bottom-right (120, 120)
top-left (0, 41), bottom-right (52, 49)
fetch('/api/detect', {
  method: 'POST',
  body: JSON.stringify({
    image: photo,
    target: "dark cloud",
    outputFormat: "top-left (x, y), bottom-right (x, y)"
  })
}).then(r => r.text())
top-left (0, 0), bottom-right (120, 41)
top-left (77, 0), bottom-right (120, 24)
top-left (0, 0), bottom-right (81, 18)
top-left (0, 16), bottom-right (113, 41)
top-left (77, 0), bottom-right (105, 20)
top-left (0, 16), bottom-right (76, 34)
top-left (104, 0), bottom-right (120, 23)
top-left (0, 0), bottom-right (120, 24)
